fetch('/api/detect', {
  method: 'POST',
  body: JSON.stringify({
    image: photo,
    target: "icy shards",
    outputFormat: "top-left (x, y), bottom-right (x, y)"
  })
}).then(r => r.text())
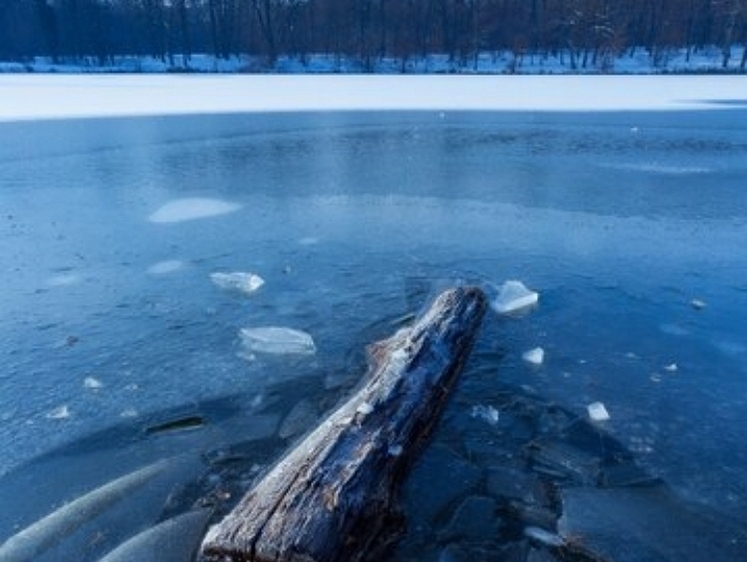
top-left (239, 327), bottom-right (316, 356)
top-left (586, 401), bottom-right (610, 422)
top-left (210, 272), bottom-right (264, 294)
top-left (148, 198), bottom-right (241, 224)
top-left (522, 347), bottom-right (545, 367)
top-left (490, 280), bottom-right (539, 315)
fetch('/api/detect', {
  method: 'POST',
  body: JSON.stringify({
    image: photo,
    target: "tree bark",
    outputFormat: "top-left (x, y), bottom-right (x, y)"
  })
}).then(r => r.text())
top-left (199, 286), bottom-right (487, 562)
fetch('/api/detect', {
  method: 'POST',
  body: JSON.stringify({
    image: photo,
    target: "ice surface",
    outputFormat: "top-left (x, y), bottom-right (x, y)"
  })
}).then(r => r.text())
top-left (522, 347), bottom-right (545, 366)
top-left (210, 272), bottom-right (265, 294)
top-left (240, 327), bottom-right (316, 355)
top-left (148, 198), bottom-right (241, 223)
top-left (3, 75), bottom-right (747, 122)
top-left (491, 280), bottom-right (539, 315)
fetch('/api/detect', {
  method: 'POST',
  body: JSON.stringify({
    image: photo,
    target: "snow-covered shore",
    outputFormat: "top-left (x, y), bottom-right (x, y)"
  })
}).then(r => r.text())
top-left (0, 46), bottom-right (745, 76)
top-left (1, 73), bottom-right (746, 122)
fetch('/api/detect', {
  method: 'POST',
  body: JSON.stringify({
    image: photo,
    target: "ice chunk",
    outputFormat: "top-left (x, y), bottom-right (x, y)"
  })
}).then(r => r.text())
top-left (690, 298), bottom-right (707, 310)
top-left (83, 377), bottom-right (103, 390)
top-left (147, 260), bottom-right (185, 275)
top-left (240, 326), bottom-right (316, 355)
top-left (210, 272), bottom-right (264, 294)
top-left (587, 402), bottom-right (610, 422)
top-left (148, 198), bottom-right (241, 223)
top-left (663, 363), bottom-right (678, 372)
top-left (522, 347), bottom-right (545, 366)
top-left (46, 405), bottom-right (71, 420)
top-left (524, 526), bottom-right (564, 547)
top-left (471, 404), bottom-right (500, 426)
top-left (491, 280), bottom-right (539, 315)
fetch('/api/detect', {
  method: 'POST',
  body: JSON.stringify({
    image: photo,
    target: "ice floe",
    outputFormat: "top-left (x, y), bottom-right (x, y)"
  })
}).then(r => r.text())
top-left (210, 272), bottom-right (264, 294)
top-left (490, 280), bottom-right (539, 315)
top-left (240, 326), bottom-right (316, 355)
top-left (148, 198), bottom-right (241, 223)
top-left (147, 260), bottom-right (185, 275)
top-left (522, 347), bottom-right (545, 366)
top-left (587, 402), bottom-right (611, 422)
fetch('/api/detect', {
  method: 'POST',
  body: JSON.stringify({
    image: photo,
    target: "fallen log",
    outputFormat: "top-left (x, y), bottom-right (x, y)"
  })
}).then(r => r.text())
top-left (200, 286), bottom-right (487, 562)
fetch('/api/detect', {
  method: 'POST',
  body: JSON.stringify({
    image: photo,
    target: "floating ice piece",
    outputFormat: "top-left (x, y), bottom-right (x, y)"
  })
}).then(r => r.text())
top-left (240, 326), bottom-right (316, 355)
top-left (471, 404), bottom-right (500, 426)
top-left (147, 260), bottom-right (185, 275)
top-left (148, 198), bottom-right (241, 223)
top-left (83, 377), bottom-right (103, 390)
top-left (524, 525), bottom-right (564, 547)
top-left (522, 347), bottom-right (545, 366)
top-left (690, 298), bottom-right (707, 310)
top-left (587, 402), bottom-right (610, 422)
top-left (663, 363), bottom-right (678, 372)
top-left (210, 272), bottom-right (264, 294)
top-left (491, 280), bottom-right (539, 315)
top-left (46, 405), bottom-right (70, 420)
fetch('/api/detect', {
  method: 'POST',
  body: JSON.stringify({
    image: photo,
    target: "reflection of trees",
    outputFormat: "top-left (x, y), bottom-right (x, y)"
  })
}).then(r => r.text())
top-left (1, 0), bottom-right (745, 70)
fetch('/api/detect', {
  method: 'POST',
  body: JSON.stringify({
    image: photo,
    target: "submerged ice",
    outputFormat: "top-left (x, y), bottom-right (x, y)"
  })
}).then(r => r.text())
top-left (148, 198), bottom-right (241, 223)
top-left (240, 327), bottom-right (316, 356)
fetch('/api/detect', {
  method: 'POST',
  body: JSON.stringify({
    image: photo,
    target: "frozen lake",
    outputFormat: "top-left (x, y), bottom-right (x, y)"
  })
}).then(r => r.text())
top-left (1, 77), bottom-right (746, 561)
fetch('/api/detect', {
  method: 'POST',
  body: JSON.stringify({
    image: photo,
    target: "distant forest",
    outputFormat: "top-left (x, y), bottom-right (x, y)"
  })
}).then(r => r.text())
top-left (2, 0), bottom-right (746, 69)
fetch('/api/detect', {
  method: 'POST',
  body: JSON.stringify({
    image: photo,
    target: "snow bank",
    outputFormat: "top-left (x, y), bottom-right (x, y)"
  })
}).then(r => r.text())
top-left (2, 74), bottom-right (747, 122)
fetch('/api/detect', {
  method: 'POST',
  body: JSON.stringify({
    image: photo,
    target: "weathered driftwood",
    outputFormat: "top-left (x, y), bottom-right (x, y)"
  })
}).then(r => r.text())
top-left (199, 286), bottom-right (487, 562)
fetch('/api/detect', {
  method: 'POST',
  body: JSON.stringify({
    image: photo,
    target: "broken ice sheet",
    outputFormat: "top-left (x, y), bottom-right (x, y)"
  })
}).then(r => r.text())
top-left (210, 272), bottom-right (264, 294)
top-left (490, 280), bottom-right (539, 315)
top-left (558, 485), bottom-right (747, 562)
top-left (240, 326), bottom-right (316, 355)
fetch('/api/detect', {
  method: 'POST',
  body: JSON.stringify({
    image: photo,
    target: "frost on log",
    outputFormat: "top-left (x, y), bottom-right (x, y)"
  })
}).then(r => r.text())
top-left (199, 286), bottom-right (488, 562)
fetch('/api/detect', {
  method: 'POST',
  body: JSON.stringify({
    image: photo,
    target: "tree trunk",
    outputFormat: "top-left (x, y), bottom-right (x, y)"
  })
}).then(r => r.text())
top-left (200, 286), bottom-right (487, 562)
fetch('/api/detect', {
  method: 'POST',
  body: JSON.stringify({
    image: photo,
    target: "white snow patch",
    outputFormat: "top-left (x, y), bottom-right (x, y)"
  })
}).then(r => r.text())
top-left (491, 280), bottom-right (539, 315)
top-left (522, 347), bottom-right (545, 366)
top-left (210, 271), bottom-right (264, 294)
top-left (587, 402), bottom-right (611, 422)
top-left (147, 259), bottom-right (185, 275)
top-left (148, 198), bottom-right (241, 223)
top-left (240, 326), bottom-right (316, 355)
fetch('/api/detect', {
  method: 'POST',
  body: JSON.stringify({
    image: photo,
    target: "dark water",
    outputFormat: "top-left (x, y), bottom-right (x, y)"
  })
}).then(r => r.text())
top-left (1, 110), bottom-right (746, 560)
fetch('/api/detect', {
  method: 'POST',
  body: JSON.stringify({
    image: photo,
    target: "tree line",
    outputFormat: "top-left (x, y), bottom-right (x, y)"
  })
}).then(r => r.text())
top-left (1, 0), bottom-right (745, 70)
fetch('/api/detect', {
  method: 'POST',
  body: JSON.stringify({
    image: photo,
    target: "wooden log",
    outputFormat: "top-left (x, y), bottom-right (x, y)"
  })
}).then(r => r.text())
top-left (199, 286), bottom-right (488, 562)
